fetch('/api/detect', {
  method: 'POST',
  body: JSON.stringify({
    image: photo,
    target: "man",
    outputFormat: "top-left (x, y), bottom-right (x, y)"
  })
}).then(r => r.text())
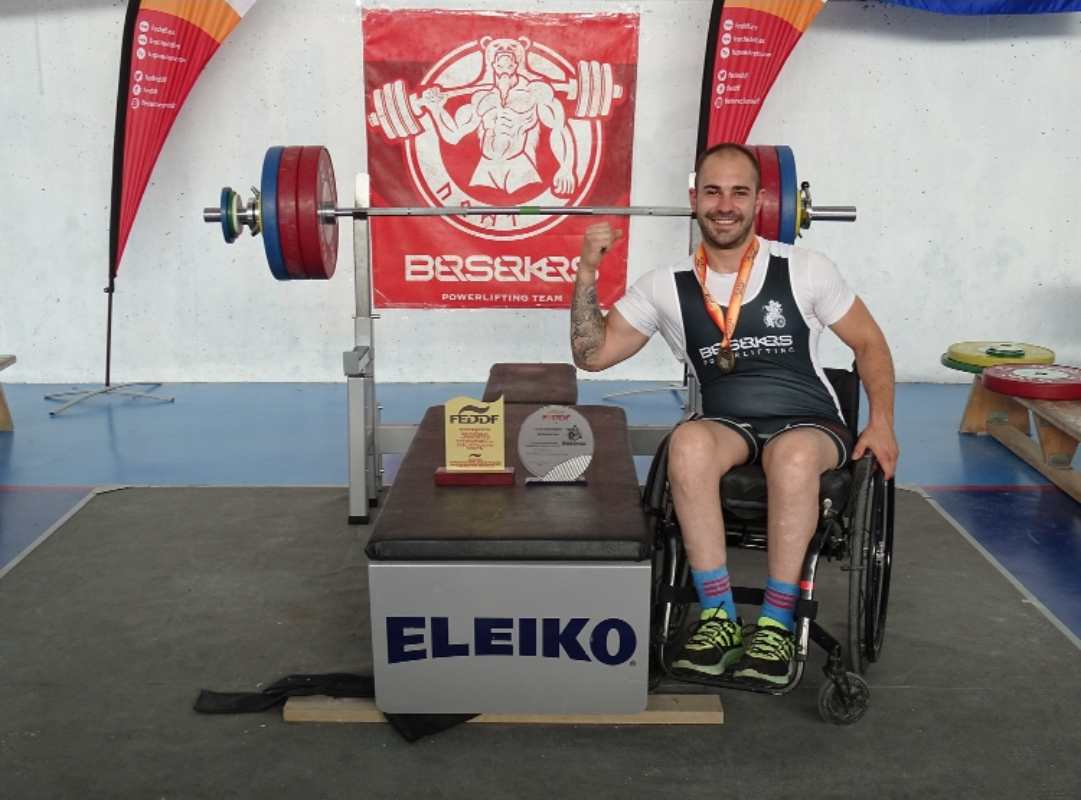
top-left (569, 143), bottom-right (898, 688)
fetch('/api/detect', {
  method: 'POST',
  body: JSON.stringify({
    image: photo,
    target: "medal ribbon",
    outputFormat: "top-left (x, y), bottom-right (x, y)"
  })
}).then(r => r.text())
top-left (693, 237), bottom-right (759, 350)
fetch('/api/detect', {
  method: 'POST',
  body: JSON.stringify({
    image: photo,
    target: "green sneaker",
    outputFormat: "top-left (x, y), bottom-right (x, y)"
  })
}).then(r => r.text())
top-left (671, 607), bottom-right (744, 677)
top-left (732, 618), bottom-right (796, 687)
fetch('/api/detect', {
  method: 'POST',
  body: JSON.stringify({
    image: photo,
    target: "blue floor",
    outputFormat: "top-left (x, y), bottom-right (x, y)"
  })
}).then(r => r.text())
top-left (1, 380), bottom-right (1078, 641)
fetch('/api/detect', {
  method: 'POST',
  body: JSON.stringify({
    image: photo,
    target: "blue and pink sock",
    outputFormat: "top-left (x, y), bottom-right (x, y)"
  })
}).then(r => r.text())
top-left (759, 577), bottom-right (799, 632)
top-left (691, 565), bottom-right (737, 620)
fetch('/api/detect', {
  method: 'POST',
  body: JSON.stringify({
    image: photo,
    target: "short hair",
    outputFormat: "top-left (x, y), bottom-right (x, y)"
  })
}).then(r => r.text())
top-left (694, 143), bottom-right (760, 192)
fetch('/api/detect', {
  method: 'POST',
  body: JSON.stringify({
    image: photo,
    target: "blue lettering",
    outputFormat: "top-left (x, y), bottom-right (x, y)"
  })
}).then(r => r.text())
top-left (431, 616), bottom-right (470, 658)
top-left (518, 617), bottom-right (537, 656)
top-left (387, 616), bottom-right (426, 664)
top-left (475, 617), bottom-right (514, 655)
top-left (589, 618), bottom-right (637, 665)
top-left (542, 617), bottom-right (590, 661)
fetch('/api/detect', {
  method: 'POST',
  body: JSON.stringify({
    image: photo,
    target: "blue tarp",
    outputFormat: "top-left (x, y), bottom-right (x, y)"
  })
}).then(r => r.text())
top-left (884, 1), bottom-right (1081, 14)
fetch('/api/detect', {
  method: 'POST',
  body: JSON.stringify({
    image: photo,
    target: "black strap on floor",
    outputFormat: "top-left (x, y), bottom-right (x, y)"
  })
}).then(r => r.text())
top-left (193, 673), bottom-right (477, 742)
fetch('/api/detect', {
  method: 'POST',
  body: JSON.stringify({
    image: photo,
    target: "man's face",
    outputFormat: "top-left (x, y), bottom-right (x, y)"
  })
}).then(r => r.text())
top-left (690, 151), bottom-right (764, 250)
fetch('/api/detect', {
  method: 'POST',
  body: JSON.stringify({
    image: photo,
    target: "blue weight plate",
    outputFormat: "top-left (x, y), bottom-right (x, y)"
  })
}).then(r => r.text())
top-left (220, 187), bottom-right (233, 243)
top-left (260, 146), bottom-right (290, 281)
top-left (776, 145), bottom-right (798, 245)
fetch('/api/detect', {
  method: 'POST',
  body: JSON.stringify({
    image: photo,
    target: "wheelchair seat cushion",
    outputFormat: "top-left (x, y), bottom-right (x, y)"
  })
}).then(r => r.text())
top-left (721, 464), bottom-right (853, 519)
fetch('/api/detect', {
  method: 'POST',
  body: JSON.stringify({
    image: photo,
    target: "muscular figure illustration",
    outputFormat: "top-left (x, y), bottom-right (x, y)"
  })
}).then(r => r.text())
top-left (415, 36), bottom-right (577, 197)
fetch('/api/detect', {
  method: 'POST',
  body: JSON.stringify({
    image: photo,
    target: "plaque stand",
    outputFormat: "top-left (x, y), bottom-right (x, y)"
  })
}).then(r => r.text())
top-left (434, 467), bottom-right (516, 487)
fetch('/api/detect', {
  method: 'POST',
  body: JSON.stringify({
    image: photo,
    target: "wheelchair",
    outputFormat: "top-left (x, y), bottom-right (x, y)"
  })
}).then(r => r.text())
top-left (642, 365), bottom-right (895, 724)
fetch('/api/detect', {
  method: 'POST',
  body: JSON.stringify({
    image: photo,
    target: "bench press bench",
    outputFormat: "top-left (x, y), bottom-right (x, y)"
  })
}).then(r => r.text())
top-left (365, 400), bottom-right (653, 715)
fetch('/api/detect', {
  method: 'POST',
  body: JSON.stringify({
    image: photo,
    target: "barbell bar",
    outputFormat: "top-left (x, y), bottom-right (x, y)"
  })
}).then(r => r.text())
top-left (203, 145), bottom-right (857, 281)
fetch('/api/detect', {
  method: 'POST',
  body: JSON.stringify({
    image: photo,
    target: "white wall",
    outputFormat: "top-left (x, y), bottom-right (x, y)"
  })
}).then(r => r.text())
top-left (1, 0), bottom-right (1078, 383)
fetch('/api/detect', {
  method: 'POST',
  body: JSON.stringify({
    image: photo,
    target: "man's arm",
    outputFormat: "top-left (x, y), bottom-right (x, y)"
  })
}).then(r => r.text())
top-left (570, 223), bottom-right (650, 371)
top-left (829, 297), bottom-right (899, 479)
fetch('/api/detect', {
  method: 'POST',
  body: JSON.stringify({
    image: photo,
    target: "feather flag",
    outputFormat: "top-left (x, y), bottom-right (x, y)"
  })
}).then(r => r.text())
top-left (698, 1), bottom-right (829, 152)
top-left (111, 0), bottom-right (256, 278)
top-left (881, 1), bottom-right (1081, 14)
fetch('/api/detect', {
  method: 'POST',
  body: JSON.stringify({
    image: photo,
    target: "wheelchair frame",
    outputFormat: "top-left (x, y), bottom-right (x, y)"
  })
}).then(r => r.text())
top-left (643, 366), bottom-right (895, 724)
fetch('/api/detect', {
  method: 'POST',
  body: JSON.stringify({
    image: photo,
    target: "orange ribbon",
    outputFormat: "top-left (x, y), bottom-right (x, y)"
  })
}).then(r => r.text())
top-left (692, 237), bottom-right (760, 351)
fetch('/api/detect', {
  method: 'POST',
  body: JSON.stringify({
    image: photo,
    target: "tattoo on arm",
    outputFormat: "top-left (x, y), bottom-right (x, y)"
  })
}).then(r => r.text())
top-left (571, 282), bottom-right (605, 368)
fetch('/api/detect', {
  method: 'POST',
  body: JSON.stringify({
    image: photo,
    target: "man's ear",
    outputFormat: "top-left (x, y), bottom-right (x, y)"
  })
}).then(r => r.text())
top-left (755, 187), bottom-right (766, 215)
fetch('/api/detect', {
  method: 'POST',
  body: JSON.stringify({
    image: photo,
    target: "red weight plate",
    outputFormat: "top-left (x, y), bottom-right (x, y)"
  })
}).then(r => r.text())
top-left (277, 146), bottom-right (306, 279)
top-left (983, 364), bottom-right (1081, 401)
top-left (750, 145), bottom-right (780, 241)
top-left (296, 146), bottom-right (339, 280)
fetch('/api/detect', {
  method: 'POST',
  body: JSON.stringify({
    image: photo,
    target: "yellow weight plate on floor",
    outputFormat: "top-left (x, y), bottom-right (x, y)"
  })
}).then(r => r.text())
top-left (946, 341), bottom-right (1054, 368)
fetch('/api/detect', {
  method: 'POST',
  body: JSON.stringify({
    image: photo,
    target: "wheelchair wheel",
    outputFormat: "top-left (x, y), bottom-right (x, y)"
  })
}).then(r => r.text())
top-left (817, 671), bottom-right (870, 725)
top-left (846, 466), bottom-right (895, 673)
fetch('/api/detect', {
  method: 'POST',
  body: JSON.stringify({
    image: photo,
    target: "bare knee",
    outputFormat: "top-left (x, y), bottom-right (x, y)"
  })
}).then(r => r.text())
top-left (762, 434), bottom-right (832, 488)
top-left (667, 422), bottom-right (744, 489)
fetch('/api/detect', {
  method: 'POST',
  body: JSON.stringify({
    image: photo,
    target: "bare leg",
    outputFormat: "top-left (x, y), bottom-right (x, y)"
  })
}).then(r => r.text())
top-left (760, 428), bottom-right (840, 584)
top-left (667, 421), bottom-right (750, 571)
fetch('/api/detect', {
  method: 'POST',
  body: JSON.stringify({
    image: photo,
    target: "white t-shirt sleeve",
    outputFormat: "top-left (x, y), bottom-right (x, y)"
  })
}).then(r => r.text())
top-left (806, 252), bottom-right (856, 327)
top-left (613, 269), bottom-right (662, 338)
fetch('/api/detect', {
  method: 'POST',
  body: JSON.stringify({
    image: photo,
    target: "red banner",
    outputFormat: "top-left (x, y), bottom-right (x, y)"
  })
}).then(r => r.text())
top-left (362, 9), bottom-right (639, 309)
top-left (699, 1), bottom-right (826, 149)
top-left (112, 0), bottom-right (254, 275)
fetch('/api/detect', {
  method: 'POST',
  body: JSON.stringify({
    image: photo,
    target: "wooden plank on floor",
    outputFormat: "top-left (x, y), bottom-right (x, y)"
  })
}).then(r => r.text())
top-left (283, 694), bottom-right (723, 725)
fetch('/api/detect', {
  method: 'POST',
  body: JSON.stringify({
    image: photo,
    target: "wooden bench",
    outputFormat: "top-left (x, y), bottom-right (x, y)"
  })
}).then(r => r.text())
top-left (0, 355), bottom-right (14, 431)
top-left (965, 377), bottom-right (1081, 503)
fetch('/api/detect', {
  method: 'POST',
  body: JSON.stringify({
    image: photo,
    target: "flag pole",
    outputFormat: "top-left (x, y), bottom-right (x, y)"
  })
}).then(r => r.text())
top-left (46, 0), bottom-right (172, 415)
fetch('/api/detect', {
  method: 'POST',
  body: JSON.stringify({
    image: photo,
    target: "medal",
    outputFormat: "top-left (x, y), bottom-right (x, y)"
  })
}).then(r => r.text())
top-left (693, 238), bottom-right (759, 375)
top-left (716, 345), bottom-right (736, 374)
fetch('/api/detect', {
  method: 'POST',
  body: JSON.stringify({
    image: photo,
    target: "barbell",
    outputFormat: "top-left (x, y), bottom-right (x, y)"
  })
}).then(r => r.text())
top-left (203, 145), bottom-right (856, 281)
top-left (369, 60), bottom-right (623, 141)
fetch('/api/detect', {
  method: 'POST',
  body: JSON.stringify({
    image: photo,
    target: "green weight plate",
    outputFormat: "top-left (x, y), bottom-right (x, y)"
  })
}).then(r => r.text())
top-left (940, 353), bottom-right (983, 374)
top-left (946, 341), bottom-right (1054, 368)
top-left (220, 187), bottom-right (240, 244)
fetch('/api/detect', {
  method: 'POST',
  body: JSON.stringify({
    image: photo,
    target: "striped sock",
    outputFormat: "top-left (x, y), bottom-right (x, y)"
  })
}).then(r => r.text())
top-left (759, 577), bottom-right (799, 632)
top-left (692, 565), bottom-right (737, 620)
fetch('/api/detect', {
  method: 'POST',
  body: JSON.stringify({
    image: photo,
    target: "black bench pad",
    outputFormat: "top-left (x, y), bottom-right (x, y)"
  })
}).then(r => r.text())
top-left (482, 363), bottom-right (577, 404)
top-left (367, 405), bottom-right (650, 561)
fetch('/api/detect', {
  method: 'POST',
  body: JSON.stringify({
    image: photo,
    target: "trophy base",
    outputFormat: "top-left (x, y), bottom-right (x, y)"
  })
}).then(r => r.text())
top-left (524, 477), bottom-right (588, 487)
top-left (434, 467), bottom-right (516, 487)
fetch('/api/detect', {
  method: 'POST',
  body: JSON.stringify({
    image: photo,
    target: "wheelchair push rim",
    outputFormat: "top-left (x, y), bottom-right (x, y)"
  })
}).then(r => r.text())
top-left (847, 463), bottom-right (894, 673)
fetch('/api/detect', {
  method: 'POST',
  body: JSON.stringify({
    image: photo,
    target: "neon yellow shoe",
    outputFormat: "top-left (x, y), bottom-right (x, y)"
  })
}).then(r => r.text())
top-left (732, 618), bottom-right (795, 687)
top-left (671, 607), bottom-right (744, 677)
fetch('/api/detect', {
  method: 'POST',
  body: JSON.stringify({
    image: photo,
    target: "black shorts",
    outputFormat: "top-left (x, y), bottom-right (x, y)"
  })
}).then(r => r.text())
top-left (698, 414), bottom-right (853, 469)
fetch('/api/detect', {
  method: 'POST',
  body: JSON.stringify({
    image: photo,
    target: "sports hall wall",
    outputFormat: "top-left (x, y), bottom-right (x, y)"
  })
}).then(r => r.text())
top-left (1, 0), bottom-right (1077, 383)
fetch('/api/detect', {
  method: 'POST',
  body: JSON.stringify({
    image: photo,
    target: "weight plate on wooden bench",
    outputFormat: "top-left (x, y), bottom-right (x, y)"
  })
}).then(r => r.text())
top-left (940, 353), bottom-right (983, 375)
top-left (947, 341), bottom-right (1054, 368)
top-left (983, 364), bottom-right (1081, 401)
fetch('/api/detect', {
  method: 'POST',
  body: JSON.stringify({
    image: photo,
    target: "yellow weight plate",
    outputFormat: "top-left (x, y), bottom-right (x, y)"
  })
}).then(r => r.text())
top-left (946, 341), bottom-right (1054, 368)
